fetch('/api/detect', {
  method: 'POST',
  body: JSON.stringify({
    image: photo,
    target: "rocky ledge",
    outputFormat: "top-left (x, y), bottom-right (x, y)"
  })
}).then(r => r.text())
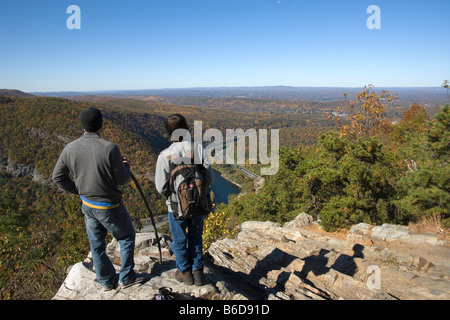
top-left (53, 214), bottom-right (449, 300)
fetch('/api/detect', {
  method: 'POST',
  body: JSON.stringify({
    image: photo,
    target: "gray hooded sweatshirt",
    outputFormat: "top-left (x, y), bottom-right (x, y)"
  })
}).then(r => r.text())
top-left (155, 140), bottom-right (214, 212)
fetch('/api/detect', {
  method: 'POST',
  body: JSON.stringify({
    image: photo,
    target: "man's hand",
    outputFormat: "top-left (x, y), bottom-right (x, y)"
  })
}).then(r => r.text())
top-left (122, 156), bottom-right (131, 167)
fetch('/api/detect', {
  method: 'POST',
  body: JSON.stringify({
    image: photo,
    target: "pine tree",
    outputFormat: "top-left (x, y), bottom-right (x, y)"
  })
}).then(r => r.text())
top-left (310, 132), bottom-right (400, 231)
top-left (397, 105), bottom-right (449, 226)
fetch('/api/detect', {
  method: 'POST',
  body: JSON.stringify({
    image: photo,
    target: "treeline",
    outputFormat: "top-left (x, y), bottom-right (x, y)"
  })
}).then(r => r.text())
top-left (220, 88), bottom-right (449, 232)
top-left (75, 94), bottom-right (434, 150)
top-left (143, 96), bottom-right (334, 113)
top-left (139, 95), bottom-right (415, 119)
top-left (73, 95), bottom-right (336, 151)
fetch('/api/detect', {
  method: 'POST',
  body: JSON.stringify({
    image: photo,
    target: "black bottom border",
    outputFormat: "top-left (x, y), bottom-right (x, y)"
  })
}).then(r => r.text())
top-left (1, 299), bottom-right (444, 319)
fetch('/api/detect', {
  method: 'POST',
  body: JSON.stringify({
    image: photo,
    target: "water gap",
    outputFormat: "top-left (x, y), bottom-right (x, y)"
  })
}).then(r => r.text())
top-left (210, 169), bottom-right (241, 205)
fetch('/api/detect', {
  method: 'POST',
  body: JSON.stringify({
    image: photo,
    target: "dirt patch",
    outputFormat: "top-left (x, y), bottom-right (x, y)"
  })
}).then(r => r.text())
top-left (302, 222), bottom-right (350, 240)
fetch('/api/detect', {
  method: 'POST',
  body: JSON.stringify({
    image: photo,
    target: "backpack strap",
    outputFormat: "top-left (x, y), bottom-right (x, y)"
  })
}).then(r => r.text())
top-left (162, 144), bottom-right (205, 202)
top-left (168, 162), bottom-right (196, 190)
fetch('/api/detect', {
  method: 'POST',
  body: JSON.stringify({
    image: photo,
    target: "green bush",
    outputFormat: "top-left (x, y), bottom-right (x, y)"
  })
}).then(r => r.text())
top-left (396, 105), bottom-right (449, 223)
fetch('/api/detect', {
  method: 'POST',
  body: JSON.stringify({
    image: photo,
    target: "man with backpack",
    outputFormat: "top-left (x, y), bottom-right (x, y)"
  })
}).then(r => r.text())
top-left (155, 114), bottom-right (214, 286)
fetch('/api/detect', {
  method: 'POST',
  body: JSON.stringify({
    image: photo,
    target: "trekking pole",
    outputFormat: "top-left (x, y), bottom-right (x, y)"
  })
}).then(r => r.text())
top-left (130, 171), bottom-right (163, 264)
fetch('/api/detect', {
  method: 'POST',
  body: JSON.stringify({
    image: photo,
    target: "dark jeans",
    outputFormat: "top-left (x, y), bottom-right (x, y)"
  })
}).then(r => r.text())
top-left (168, 212), bottom-right (204, 272)
top-left (82, 203), bottom-right (136, 287)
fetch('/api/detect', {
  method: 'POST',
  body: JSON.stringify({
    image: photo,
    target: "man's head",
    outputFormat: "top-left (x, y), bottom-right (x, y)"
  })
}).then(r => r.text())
top-left (81, 107), bottom-right (103, 132)
top-left (165, 114), bottom-right (189, 139)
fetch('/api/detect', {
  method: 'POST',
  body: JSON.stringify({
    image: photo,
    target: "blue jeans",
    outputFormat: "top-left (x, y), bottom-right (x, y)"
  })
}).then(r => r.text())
top-left (168, 213), bottom-right (204, 272)
top-left (82, 203), bottom-right (136, 287)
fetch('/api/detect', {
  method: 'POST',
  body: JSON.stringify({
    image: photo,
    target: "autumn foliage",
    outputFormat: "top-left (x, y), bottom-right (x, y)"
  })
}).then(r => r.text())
top-left (330, 85), bottom-right (398, 139)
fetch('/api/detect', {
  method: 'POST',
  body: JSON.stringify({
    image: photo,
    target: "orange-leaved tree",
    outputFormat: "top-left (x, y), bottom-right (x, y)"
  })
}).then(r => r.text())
top-left (330, 85), bottom-right (398, 140)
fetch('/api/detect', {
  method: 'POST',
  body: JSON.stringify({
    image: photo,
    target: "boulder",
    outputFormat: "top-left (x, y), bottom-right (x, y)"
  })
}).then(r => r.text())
top-left (283, 212), bottom-right (314, 229)
top-left (370, 223), bottom-right (445, 246)
top-left (370, 223), bottom-right (411, 242)
top-left (349, 223), bottom-right (373, 236)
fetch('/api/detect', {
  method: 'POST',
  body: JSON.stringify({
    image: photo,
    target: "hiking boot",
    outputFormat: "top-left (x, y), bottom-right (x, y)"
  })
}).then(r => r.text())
top-left (175, 269), bottom-right (194, 285)
top-left (102, 276), bottom-right (119, 292)
top-left (121, 272), bottom-right (150, 289)
top-left (193, 267), bottom-right (204, 286)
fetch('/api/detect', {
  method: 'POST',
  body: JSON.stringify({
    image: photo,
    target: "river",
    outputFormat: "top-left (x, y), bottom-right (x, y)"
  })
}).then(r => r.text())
top-left (210, 169), bottom-right (241, 205)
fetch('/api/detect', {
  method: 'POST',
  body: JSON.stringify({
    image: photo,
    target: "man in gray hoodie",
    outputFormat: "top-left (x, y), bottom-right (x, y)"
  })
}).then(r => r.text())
top-left (155, 114), bottom-right (214, 286)
top-left (52, 107), bottom-right (147, 290)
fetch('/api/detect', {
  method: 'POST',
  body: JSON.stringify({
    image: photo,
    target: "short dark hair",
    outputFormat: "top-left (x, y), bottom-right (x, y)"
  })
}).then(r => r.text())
top-left (165, 114), bottom-right (189, 137)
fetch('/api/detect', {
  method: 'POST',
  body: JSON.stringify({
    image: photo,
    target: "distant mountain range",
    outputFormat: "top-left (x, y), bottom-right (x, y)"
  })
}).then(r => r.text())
top-left (27, 86), bottom-right (449, 103)
top-left (0, 89), bottom-right (34, 98)
top-left (1, 86), bottom-right (448, 104)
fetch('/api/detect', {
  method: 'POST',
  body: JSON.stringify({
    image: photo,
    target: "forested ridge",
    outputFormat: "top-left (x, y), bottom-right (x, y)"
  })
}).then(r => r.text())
top-left (72, 95), bottom-right (336, 147)
top-left (0, 88), bottom-right (448, 299)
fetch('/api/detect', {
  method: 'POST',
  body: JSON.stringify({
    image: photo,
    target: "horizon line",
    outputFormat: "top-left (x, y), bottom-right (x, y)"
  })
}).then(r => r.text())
top-left (27, 85), bottom-right (445, 94)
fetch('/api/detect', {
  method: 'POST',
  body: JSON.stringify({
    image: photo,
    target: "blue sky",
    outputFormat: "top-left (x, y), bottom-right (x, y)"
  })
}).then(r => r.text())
top-left (0, 0), bottom-right (449, 92)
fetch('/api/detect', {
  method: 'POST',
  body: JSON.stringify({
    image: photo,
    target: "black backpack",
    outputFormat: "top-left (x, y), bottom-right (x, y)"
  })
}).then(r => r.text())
top-left (166, 149), bottom-right (212, 220)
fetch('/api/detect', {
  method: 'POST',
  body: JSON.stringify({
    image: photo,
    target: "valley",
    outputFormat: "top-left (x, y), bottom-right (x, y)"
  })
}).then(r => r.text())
top-left (0, 87), bottom-right (448, 299)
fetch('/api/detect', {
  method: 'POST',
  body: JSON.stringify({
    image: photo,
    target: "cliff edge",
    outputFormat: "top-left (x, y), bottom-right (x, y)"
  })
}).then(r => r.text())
top-left (53, 213), bottom-right (450, 300)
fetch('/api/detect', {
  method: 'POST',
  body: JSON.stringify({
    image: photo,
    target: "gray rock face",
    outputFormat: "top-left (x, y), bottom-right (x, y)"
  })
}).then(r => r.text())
top-left (0, 156), bottom-right (35, 178)
top-left (369, 223), bottom-right (445, 246)
top-left (53, 233), bottom-right (249, 300)
top-left (208, 220), bottom-right (449, 300)
top-left (53, 215), bottom-right (450, 300)
top-left (0, 155), bottom-right (51, 184)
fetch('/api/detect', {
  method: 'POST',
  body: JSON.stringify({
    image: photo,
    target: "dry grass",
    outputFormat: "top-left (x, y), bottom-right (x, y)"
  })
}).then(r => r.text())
top-left (303, 222), bottom-right (351, 240)
top-left (408, 214), bottom-right (449, 241)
